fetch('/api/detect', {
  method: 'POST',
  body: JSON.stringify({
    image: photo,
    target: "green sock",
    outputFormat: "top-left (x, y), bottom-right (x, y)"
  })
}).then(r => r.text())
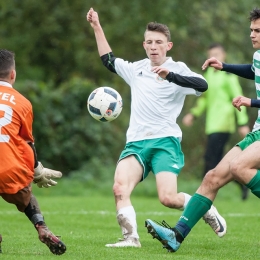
top-left (176, 193), bottom-right (212, 237)
top-left (246, 170), bottom-right (260, 198)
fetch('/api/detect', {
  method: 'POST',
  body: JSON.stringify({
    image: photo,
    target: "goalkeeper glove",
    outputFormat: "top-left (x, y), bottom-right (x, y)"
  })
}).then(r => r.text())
top-left (34, 162), bottom-right (62, 188)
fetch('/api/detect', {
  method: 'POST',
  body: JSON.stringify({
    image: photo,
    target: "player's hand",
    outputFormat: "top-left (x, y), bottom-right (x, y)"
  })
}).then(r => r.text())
top-left (34, 162), bottom-right (62, 188)
top-left (232, 95), bottom-right (251, 111)
top-left (182, 113), bottom-right (194, 127)
top-left (86, 7), bottom-right (100, 28)
top-left (151, 66), bottom-right (169, 79)
top-left (202, 57), bottom-right (223, 71)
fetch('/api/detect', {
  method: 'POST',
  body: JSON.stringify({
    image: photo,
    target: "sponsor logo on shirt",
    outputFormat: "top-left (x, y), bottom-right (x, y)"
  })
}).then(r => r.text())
top-left (156, 75), bottom-right (164, 82)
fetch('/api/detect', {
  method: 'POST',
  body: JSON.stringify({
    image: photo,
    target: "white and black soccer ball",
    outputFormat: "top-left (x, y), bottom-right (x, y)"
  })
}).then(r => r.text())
top-left (87, 86), bottom-right (123, 122)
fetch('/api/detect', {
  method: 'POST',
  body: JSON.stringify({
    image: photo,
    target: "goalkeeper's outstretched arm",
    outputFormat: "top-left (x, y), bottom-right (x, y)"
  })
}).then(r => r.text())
top-left (27, 142), bottom-right (62, 188)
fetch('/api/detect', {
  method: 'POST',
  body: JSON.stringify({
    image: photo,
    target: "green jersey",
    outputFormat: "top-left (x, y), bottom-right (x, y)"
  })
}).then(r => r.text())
top-left (252, 50), bottom-right (260, 132)
top-left (190, 67), bottom-right (248, 135)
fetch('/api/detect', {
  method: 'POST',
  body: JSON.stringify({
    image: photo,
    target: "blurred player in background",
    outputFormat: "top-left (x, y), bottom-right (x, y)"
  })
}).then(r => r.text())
top-left (87, 7), bottom-right (226, 248)
top-left (0, 49), bottom-right (66, 255)
top-left (182, 43), bottom-right (250, 200)
top-left (145, 7), bottom-right (260, 253)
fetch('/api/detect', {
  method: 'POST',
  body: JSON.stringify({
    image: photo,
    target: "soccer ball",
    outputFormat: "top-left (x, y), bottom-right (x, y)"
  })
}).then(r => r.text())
top-left (87, 86), bottom-right (123, 122)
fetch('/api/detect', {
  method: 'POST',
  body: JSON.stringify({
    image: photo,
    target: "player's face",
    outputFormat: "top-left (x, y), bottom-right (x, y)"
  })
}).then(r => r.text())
top-left (143, 31), bottom-right (173, 66)
top-left (207, 47), bottom-right (226, 63)
top-left (250, 19), bottom-right (260, 49)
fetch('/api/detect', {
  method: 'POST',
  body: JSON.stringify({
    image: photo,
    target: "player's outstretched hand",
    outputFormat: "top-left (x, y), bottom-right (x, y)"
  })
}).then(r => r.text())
top-left (202, 57), bottom-right (223, 71)
top-left (86, 7), bottom-right (100, 28)
top-left (34, 162), bottom-right (62, 188)
top-left (151, 66), bottom-right (170, 79)
top-left (232, 95), bottom-right (251, 111)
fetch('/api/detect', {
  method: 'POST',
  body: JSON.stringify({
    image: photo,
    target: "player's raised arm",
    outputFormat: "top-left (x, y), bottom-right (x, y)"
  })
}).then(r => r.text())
top-left (86, 8), bottom-right (112, 56)
top-left (202, 57), bottom-right (223, 71)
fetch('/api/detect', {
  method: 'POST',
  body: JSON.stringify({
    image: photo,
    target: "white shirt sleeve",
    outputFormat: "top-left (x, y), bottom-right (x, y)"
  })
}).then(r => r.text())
top-left (114, 58), bottom-right (135, 87)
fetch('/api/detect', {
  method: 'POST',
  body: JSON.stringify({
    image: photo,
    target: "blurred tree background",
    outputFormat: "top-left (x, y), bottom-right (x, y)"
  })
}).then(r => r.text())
top-left (0, 0), bottom-right (259, 185)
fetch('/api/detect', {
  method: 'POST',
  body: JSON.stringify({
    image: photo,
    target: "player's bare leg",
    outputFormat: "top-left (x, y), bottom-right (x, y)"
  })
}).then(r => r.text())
top-left (197, 147), bottom-right (240, 199)
top-left (230, 141), bottom-right (260, 183)
top-left (230, 141), bottom-right (260, 200)
top-left (155, 171), bottom-right (226, 237)
top-left (156, 172), bottom-right (184, 209)
top-left (145, 147), bottom-right (239, 252)
top-left (105, 156), bottom-right (142, 248)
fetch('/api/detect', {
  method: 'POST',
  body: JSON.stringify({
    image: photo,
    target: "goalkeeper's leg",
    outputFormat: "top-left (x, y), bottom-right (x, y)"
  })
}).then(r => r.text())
top-left (2, 186), bottom-right (66, 255)
top-left (25, 192), bottom-right (66, 255)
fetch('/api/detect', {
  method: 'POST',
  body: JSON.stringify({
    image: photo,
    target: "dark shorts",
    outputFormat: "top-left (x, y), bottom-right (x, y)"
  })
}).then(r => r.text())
top-left (0, 185), bottom-right (32, 212)
top-left (236, 130), bottom-right (260, 150)
top-left (119, 137), bottom-right (184, 181)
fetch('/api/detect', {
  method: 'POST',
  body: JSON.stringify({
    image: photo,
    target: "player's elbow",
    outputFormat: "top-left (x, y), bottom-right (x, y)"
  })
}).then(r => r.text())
top-left (199, 80), bottom-right (208, 92)
top-left (193, 78), bottom-right (208, 92)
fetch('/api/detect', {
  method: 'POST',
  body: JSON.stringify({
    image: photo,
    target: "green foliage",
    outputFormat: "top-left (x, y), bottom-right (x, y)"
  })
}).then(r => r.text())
top-left (1, 0), bottom-right (258, 83)
top-left (0, 0), bottom-right (89, 83)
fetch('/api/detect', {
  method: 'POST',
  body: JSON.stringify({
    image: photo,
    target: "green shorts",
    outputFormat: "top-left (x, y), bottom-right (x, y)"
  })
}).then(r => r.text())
top-left (236, 130), bottom-right (260, 150)
top-left (119, 137), bottom-right (184, 181)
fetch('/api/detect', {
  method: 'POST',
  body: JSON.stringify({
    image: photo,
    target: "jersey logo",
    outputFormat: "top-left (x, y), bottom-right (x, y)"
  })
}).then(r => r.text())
top-left (156, 75), bottom-right (164, 82)
top-left (138, 71), bottom-right (143, 76)
top-left (171, 164), bottom-right (179, 169)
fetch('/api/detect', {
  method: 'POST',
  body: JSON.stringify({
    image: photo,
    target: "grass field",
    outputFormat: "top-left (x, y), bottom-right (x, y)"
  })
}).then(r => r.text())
top-left (0, 178), bottom-right (260, 260)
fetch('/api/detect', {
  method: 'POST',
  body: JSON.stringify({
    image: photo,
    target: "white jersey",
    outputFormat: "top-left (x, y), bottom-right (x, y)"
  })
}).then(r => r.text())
top-left (252, 50), bottom-right (260, 132)
top-left (115, 57), bottom-right (204, 143)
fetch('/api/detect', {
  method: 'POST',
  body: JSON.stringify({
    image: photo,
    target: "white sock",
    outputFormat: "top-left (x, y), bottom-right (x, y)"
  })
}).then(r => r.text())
top-left (178, 192), bottom-right (192, 211)
top-left (117, 206), bottom-right (139, 239)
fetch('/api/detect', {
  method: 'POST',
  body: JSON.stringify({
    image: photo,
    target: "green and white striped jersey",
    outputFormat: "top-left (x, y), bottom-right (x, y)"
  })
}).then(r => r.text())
top-left (252, 50), bottom-right (260, 132)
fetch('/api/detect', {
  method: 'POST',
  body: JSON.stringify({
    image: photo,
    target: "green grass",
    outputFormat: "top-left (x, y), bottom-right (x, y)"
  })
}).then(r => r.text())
top-left (0, 179), bottom-right (260, 259)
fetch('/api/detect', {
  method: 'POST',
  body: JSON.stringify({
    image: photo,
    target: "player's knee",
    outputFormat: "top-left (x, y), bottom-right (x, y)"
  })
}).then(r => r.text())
top-left (112, 182), bottom-right (123, 196)
top-left (113, 181), bottom-right (131, 197)
top-left (159, 194), bottom-right (179, 208)
top-left (203, 168), bottom-right (219, 187)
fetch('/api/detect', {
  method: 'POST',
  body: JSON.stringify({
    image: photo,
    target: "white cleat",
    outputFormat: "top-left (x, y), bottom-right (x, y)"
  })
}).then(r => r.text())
top-left (203, 205), bottom-right (227, 238)
top-left (105, 238), bottom-right (141, 248)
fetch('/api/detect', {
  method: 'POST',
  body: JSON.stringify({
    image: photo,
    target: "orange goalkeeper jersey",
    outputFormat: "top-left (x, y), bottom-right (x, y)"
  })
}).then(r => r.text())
top-left (0, 81), bottom-right (34, 194)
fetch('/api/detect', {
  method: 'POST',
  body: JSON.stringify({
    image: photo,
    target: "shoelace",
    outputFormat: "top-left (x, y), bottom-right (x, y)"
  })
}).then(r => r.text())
top-left (154, 220), bottom-right (172, 229)
top-left (153, 219), bottom-right (184, 244)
